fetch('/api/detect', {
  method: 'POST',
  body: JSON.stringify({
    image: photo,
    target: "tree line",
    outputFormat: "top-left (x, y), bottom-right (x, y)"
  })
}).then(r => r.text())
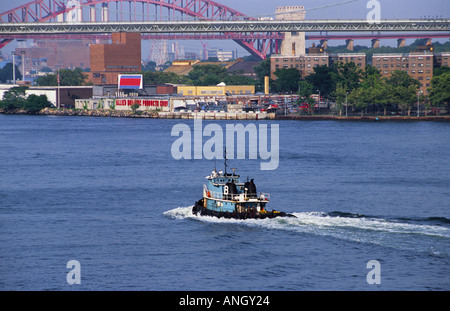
top-left (0, 86), bottom-right (51, 113)
top-left (272, 63), bottom-right (450, 115)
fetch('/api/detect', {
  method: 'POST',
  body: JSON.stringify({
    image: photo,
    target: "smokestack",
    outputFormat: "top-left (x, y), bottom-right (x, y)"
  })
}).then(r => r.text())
top-left (264, 76), bottom-right (270, 95)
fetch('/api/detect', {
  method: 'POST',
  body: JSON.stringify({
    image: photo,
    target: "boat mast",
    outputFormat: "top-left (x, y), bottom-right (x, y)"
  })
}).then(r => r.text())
top-left (224, 148), bottom-right (228, 175)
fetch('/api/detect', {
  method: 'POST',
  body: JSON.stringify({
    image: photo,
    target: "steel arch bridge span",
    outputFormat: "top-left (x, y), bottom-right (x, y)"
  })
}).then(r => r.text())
top-left (0, 0), bottom-right (277, 59)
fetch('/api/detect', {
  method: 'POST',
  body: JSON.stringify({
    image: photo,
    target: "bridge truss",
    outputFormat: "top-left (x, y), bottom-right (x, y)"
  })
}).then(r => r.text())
top-left (0, 1), bottom-right (449, 59)
top-left (0, 0), bottom-right (282, 59)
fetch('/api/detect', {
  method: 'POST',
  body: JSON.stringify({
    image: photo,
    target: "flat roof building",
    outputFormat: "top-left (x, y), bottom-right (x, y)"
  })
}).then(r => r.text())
top-left (372, 51), bottom-right (433, 93)
top-left (88, 32), bottom-right (141, 85)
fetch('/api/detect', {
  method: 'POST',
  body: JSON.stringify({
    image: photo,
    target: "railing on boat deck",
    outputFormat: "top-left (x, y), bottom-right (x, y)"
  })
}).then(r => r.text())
top-left (203, 184), bottom-right (270, 202)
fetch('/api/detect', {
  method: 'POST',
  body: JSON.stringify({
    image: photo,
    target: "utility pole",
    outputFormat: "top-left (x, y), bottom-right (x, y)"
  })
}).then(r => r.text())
top-left (417, 90), bottom-right (422, 117)
top-left (57, 69), bottom-right (60, 109)
top-left (21, 51), bottom-right (25, 82)
top-left (11, 51), bottom-right (15, 84)
top-left (346, 92), bottom-right (348, 117)
top-left (317, 90), bottom-right (320, 114)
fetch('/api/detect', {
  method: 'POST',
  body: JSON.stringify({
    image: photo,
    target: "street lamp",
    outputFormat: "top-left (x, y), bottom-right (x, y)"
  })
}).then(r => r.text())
top-left (346, 92), bottom-right (348, 117)
top-left (11, 51), bottom-right (15, 84)
top-left (21, 51), bottom-right (25, 82)
top-left (317, 89), bottom-right (320, 114)
top-left (417, 90), bottom-right (422, 117)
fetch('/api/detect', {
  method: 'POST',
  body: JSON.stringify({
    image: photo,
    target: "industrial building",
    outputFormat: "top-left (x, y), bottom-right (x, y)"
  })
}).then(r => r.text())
top-left (177, 84), bottom-right (255, 96)
top-left (0, 84), bottom-right (92, 108)
top-left (88, 32), bottom-right (141, 85)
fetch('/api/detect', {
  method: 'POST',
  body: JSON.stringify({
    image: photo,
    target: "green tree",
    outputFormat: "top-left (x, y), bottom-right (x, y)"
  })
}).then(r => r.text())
top-left (429, 71), bottom-right (450, 113)
top-left (297, 79), bottom-right (315, 114)
top-left (131, 103), bottom-right (140, 114)
top-left (223, 74), bottom-right (256, 86)
top-left (0, 86), bottom-right (27, 111)
top-left (0, 63), bottom-right (22, 83)
top-left (298, 79), bottom-right (314, 99)
top-left (22, 94), bottom-right (51, 114)
top-left (334, 83), bottom-right (349, 115)
top-left (305, 65), bottom-right (337, 99)
top-left (333, 62), bottom-right (363, 94)
top-left (386, 71), bottom-right (419, 114)
top-left (142, 61), bottom-right (157, 72)
top-left (359, 65), bottom-right (389, 115)
top-left (433, 66), bottom-right (450, 77)
top-left (0, 87), bottom-right (51, 113)
top-left (273, 68), bottom-right (301, 93)
top-left (253, 58), bottom-right (271, 92)
top-left (35, 68), bottom-right (89, 86)
top-left (187, 64), bottom-right (228, 86)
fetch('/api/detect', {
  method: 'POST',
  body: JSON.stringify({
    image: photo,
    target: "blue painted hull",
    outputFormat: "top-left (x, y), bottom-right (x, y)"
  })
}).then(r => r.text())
top-left (192, 199), bottom-right (296, 220)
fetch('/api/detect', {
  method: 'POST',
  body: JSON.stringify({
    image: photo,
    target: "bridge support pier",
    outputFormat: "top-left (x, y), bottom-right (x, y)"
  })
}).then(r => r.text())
top-left (397, 38), bottom-right (406, 47)
top-left (371, 39), bottom-right (380, 48)
top-left (275, 6), bottom-right (306, 57)
top-left (319, 39), bottom-right (328, 50)
top-left (346, 39), bottom-right (354, 51)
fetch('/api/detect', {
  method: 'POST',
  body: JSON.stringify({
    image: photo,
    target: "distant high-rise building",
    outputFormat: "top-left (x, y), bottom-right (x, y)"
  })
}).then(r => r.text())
top-left (206, 48), bottom-right (238, 61)
top-left (149, 40), bottom-right (168, 66)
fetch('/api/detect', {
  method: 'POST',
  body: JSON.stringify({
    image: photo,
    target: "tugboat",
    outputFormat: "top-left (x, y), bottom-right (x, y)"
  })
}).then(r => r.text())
top-left (192, 155), bottom-right (295, 219)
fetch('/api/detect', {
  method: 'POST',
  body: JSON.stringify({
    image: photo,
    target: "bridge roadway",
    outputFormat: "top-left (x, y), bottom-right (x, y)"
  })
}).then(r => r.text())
top-left (0, 19), bottom-right (449, 35)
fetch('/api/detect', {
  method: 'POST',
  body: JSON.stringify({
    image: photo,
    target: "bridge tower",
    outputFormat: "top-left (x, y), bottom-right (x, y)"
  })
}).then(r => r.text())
top-left (275, 6), bottom-right (306, 56)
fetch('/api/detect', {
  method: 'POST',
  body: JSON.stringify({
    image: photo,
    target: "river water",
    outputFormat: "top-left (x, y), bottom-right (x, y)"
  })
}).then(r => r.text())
top-left (0, 115), bottom-right (449, 291)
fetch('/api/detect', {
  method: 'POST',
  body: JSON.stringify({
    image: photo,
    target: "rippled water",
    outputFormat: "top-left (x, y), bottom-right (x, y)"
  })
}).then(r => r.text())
top-left (0, 115), bottom-right (449, 290)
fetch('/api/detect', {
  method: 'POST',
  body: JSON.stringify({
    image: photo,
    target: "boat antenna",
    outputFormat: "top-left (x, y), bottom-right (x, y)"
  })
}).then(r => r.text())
top-left (224, 147), bottom-right (228, 175)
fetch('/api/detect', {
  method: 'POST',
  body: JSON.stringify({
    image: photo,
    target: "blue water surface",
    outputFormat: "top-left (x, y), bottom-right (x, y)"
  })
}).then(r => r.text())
top-left (0, 115), bottom-right (449, 290)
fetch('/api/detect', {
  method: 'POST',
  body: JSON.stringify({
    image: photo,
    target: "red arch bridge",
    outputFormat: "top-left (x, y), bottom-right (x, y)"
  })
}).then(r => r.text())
top-left (0, 0), bottom-right (449, 59)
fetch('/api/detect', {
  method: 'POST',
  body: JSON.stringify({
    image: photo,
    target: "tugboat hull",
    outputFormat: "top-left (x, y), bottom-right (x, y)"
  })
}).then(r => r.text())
top-left (192, 200), bottom-right (295, 220)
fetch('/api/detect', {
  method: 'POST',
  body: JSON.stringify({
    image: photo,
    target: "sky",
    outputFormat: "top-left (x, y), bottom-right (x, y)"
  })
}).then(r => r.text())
top-left (0, 0), bottom-right (449, 58)
top-left (0, 0), bottom-right (448, 19)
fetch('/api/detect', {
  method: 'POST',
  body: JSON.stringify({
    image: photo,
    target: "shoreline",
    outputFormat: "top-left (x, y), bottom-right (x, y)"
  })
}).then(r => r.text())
top-left (275, 115), bottom-right (450, 121)
top-left (1, 108), bottom-right (450, 121)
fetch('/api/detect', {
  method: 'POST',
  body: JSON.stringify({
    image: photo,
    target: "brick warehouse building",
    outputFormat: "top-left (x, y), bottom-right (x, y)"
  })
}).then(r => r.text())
top-left (88, 32), bottom-right (141, 85)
